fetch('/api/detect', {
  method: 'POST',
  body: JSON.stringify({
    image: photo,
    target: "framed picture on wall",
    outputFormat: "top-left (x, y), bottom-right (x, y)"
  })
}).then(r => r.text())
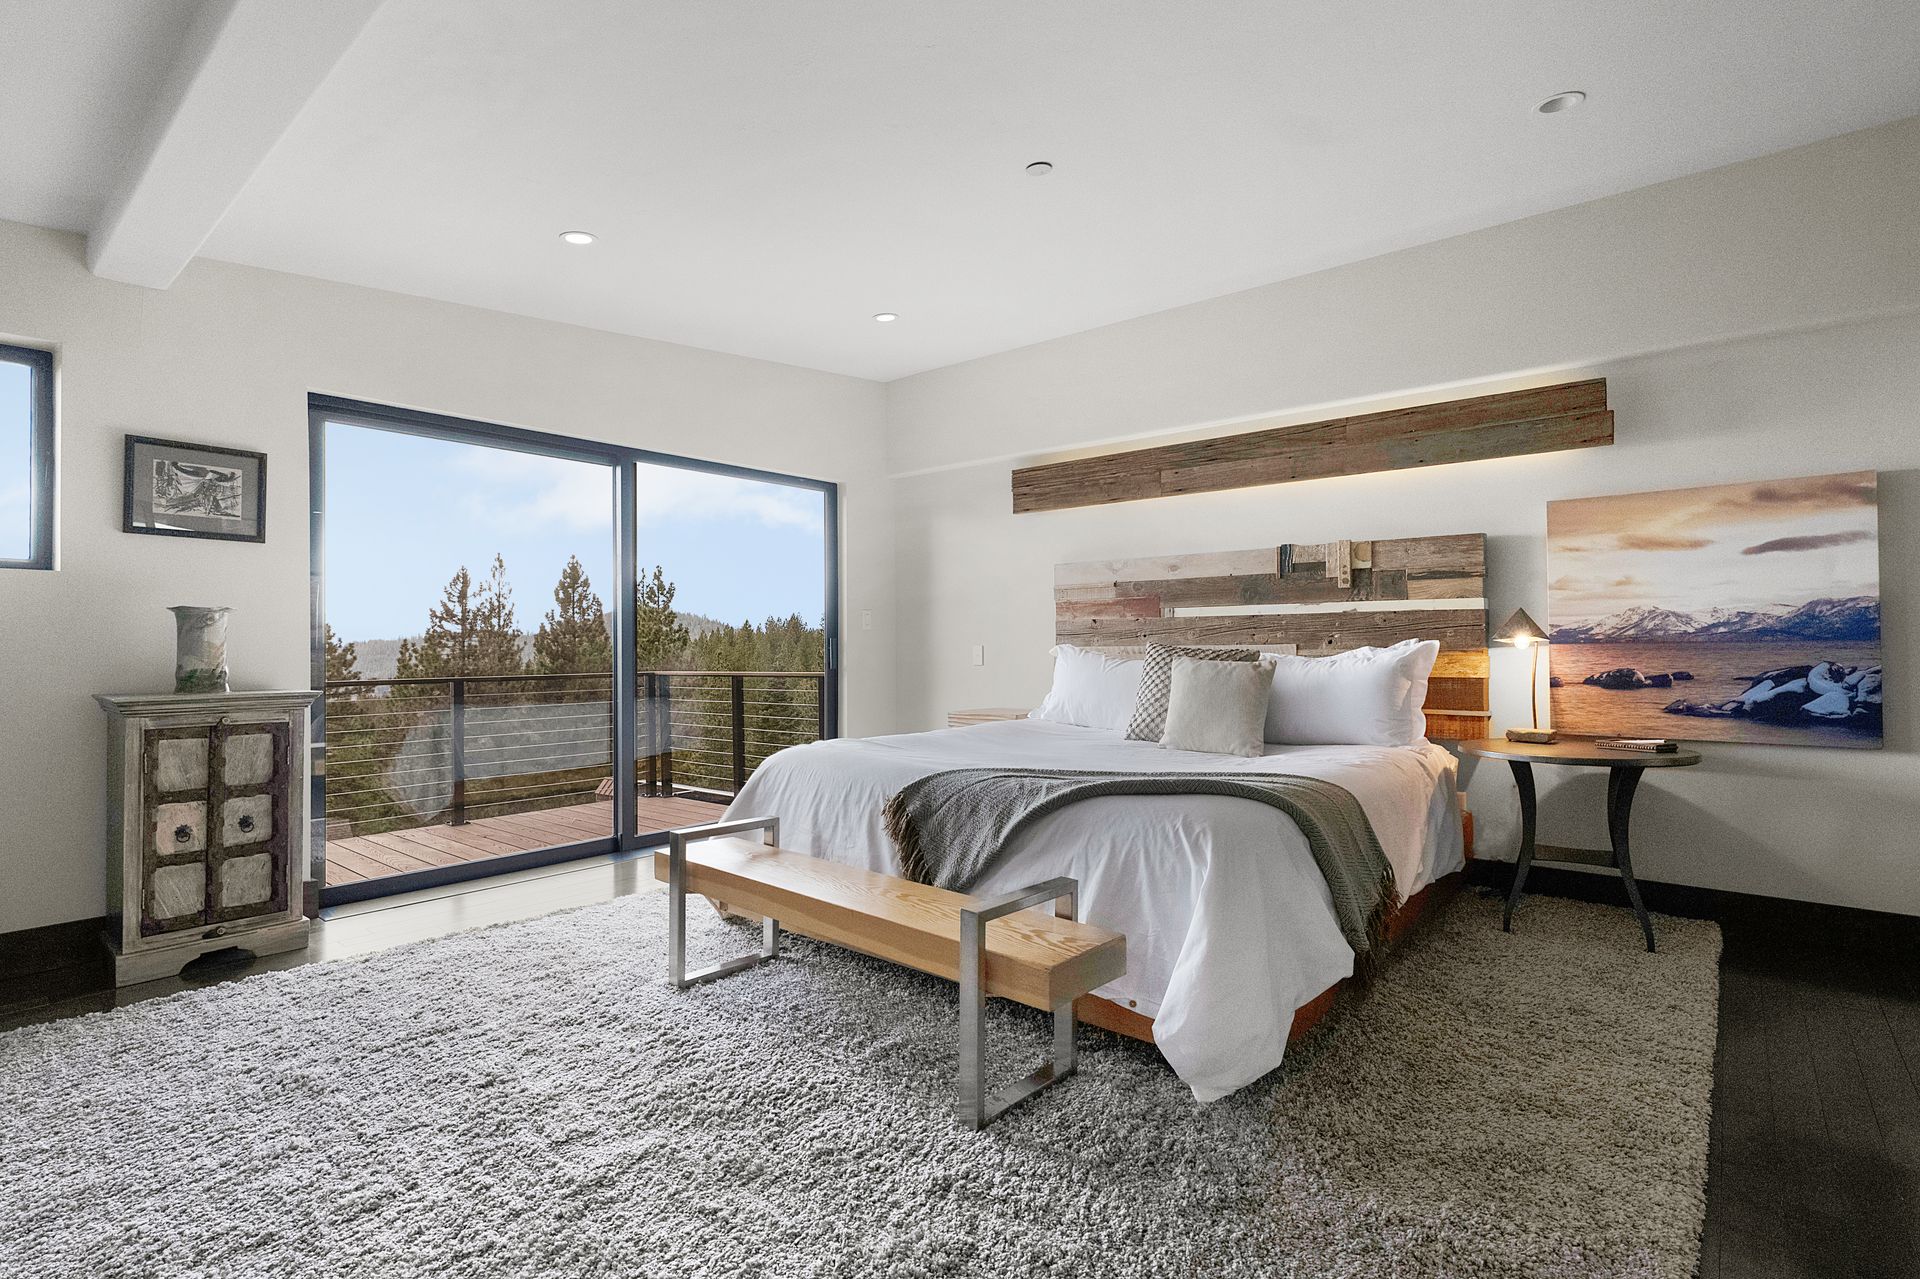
top-left (123, 435), bottom-right (267, 543)
top-left (1547, 471), bottom-right (1881, 749)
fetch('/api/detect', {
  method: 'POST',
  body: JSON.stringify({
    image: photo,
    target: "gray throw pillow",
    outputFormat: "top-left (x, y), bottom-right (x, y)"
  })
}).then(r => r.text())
top-left (1160, 657), bottom-right (1275, 757)
top-left (1124, 642), bottom-right (1260, 741)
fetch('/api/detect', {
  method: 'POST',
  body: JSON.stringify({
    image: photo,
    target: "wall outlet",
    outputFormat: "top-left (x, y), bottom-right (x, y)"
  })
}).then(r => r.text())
top-left (860, 609), bottom-right (873, 631)
top-left (970, 644), bottom-right (985, 666)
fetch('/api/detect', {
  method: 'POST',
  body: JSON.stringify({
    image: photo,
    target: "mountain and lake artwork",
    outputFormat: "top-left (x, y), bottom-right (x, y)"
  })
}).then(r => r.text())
top-left (1547, 471), bottom-right (1881, 749)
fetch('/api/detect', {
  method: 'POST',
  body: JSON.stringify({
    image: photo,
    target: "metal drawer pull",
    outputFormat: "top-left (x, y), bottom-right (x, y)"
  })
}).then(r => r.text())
top-left (173, 824), bottom-right (193, 844)
top-left (237, 815), bottom-right (256, 834)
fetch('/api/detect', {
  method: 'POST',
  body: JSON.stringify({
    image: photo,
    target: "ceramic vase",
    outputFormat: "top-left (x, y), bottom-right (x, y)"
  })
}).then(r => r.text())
top-left (170, 606), bottom-right (232, 694)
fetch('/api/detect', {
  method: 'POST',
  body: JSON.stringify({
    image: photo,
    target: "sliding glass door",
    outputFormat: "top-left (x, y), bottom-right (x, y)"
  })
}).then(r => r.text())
top-left (310, 397), bottom-right (837, 904)
top-left (631, 459), bottom-right (832, 812)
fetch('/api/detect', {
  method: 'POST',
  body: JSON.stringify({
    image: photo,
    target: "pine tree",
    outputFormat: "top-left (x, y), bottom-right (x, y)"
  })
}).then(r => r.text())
top-left (397, 555), bottom-right (526, 679)
top-left (534, 556), bottom-right (612, 675)
top-left (470, 554), bottom-right (524, 675)
top-left (635, 565), bottom-right (690, 671)
top-left (322, 624), bottom-right (362, 683)
top-left (395, 567), bottom-right (470, 679)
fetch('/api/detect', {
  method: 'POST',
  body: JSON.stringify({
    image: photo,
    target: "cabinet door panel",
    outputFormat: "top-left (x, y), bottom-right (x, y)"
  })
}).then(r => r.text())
top-left (220, 794), bottom-right (273, 846)
top-left (148, 862), bottom-right (206, 925)
top-left (223, 732), bottom-right (276, 787)
top-left (205, 720), bottom-right (292, 926)
top-left (142, 726), bottom-right (214, 936)
top-left (154, 735), bottom-right (210, 791)
top-left (217, 853), bottom-right (275, 909)
top-left (152, 801), bottom-right (208, 857)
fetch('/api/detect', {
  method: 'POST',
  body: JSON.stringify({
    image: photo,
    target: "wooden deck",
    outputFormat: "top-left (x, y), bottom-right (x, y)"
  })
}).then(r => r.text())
top-left (322, 794), bottom-right (728, 888)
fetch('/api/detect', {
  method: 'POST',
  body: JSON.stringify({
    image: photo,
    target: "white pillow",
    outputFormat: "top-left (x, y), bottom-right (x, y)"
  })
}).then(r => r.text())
top-left (1262, 639), bottom-right (1441, 747)
top-left (1028, 644), bottom-right (1144, 731)
top-left (1160, 657), bottom-right (1274, 757)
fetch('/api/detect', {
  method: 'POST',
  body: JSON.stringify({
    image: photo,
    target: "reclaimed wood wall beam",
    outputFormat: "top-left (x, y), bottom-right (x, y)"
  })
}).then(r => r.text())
top-left (1012, 380), bottom-right (1611, 513)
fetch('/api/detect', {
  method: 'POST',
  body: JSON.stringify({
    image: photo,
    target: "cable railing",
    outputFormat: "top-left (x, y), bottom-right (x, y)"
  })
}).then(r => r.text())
top-left (321, 670), bottom-right (827, 838)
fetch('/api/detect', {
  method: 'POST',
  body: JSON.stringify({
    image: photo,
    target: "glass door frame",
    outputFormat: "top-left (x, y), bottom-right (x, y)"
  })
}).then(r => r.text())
top-left (307, 393), bottom-right (840, 906)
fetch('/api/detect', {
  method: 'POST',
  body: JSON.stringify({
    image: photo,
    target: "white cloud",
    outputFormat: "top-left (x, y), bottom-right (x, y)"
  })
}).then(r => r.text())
top-left (451, 451), bottom-right (821, 535)
top-left (633, 465), bottom-right (821, 532)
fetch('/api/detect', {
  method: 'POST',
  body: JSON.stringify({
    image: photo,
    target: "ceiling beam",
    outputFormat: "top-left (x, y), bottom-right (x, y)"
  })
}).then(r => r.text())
top-left (86, 0), bottom-right (385, 289)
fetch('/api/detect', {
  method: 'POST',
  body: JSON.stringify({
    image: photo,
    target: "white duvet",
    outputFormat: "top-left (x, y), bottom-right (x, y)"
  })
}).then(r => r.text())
top-left (723, 718), bottom-right (1463, 1102)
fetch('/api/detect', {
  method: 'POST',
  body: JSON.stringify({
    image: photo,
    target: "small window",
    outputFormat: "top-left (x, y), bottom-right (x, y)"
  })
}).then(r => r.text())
top-left (0, 342), bottom-right (53, 569)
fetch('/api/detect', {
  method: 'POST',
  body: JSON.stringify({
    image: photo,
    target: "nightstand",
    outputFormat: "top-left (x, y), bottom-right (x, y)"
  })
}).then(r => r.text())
top-left (947, 707), bottom-right (1030, 728)
top-left (1457, 738), bottom-right (1702, 953)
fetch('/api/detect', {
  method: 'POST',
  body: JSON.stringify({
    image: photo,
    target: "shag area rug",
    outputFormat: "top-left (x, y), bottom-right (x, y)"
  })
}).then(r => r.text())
top-left (0, 888), bottom-right (1719, 1279)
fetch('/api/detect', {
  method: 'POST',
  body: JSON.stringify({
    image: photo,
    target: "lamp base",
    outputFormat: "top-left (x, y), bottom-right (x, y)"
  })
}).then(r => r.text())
top-left (1505, 728), bottom-right (1558, 744)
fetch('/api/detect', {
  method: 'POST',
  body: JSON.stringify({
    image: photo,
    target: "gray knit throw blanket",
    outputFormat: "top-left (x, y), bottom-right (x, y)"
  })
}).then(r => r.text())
top-left (883, 769), bottom-right (1401, 970)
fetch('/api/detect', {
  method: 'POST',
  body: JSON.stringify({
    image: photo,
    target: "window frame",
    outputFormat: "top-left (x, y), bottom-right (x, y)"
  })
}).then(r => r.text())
top-left (307, 393), bottom-right (842, 906)
top-left (0, 341), bottom-right (54, 570)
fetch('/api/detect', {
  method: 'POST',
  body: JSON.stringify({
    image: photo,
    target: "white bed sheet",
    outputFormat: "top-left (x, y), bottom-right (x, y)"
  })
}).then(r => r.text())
top-left (723, 718), bottom-right (1464, 1102)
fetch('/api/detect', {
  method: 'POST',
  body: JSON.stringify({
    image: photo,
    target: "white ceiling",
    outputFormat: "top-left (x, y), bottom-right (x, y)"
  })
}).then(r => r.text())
top-left (0, 0), bottom-right (201, 230)
top-left (8, 1), bottom-right (1920, 380)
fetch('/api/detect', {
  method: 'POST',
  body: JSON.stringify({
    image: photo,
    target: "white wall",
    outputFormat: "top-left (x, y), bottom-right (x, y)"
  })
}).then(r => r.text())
top-left (0, 220), bottom-right (893, 934)
top-left (886, 121), bottom-right (1920, 917)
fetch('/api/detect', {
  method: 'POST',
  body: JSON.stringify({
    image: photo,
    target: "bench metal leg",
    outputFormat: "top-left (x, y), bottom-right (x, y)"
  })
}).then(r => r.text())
top-left (958, 877), bottom-right (1080, 1131)
top-left (666, 817), bottom-right (782, 988)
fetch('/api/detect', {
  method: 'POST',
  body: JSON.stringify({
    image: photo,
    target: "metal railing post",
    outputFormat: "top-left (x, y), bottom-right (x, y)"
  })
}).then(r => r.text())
top-left (448, 677), bottom-right (468, 826)
top-left (659, 674), bottom-right (674, 795)
top-left (816, 673), bottom-right (827, 741)
top-left (731, 674), bottom-right (748, 796)
top-left (642, 671), bottom-right (658, 797)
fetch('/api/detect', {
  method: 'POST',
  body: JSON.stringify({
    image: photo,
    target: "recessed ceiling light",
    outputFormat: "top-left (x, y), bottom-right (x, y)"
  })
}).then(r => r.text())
top-left (873, 312), bottom-right (899, 323)
top-left (1535, 91), bottom-right (1586, 115)
top-left (558, 230), bottom-right (597, 245)
top-left (1026, 161), bottom-right (1053, 174)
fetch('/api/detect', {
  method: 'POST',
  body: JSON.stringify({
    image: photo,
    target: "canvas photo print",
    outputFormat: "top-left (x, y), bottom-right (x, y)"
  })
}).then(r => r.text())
top-left (124, 435), bottom-right (266, 542)
top-left (1547, 471), bottom-right (1880, 748)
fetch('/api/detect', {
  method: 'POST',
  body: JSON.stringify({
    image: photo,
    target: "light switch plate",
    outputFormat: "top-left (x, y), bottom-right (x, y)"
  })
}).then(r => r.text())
top-left (970, 645), bottom-right (985, 666)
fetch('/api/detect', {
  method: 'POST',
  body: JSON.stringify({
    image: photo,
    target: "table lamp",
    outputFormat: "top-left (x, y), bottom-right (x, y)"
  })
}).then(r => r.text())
top-left (1496, 608), bottom-right (1555, 743)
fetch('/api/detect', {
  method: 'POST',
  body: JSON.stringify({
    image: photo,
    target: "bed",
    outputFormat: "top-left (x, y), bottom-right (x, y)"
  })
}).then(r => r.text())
top-left (725, 533), bottom-right (1490, 1102)
top-left (727, 719), bottom-right (1463, 1100)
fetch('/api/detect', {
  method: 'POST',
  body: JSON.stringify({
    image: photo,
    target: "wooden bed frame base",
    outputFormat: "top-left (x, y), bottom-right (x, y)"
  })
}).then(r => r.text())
top-left (1073, 868), bottom-right (1465, 1045)
top-left (1073, 800), bottom-right (1475, 1046)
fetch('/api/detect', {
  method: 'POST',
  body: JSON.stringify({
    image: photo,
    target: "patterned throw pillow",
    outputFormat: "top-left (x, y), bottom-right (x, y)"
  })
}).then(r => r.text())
top-left (1124, 643), bottom-right (1261, 741)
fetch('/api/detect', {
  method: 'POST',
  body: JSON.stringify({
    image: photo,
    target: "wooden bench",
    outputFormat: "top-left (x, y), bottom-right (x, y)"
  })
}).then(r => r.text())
top-left (655, 817), bottom-right (1126, 1129)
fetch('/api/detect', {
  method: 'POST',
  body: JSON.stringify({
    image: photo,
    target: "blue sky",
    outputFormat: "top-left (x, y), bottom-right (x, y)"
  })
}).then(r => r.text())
top-left (0, 360), bottom-right (29, 561)
top-left (323, 422), bottom-right (826, 642)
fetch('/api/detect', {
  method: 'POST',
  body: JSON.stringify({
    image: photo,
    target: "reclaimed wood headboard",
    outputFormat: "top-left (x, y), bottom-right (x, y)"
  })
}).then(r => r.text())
top-left (1053, 534), bottom-right (1492, 740)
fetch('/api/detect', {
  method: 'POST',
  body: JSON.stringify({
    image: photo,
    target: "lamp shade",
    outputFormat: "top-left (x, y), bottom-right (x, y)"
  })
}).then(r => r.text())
top-left (1496, 608), bottom-right (1551, 646)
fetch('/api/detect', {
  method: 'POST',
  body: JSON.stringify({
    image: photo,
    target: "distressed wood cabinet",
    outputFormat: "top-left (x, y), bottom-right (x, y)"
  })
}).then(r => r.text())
top-left (95, 690), bottom-right (318, 985)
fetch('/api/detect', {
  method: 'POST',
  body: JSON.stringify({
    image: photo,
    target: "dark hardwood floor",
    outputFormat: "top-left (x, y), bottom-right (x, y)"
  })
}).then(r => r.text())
top-left (1703, 896), bottom-right (1920, 1278)
top-left (4, 856), bottom-right (1916, 1277)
